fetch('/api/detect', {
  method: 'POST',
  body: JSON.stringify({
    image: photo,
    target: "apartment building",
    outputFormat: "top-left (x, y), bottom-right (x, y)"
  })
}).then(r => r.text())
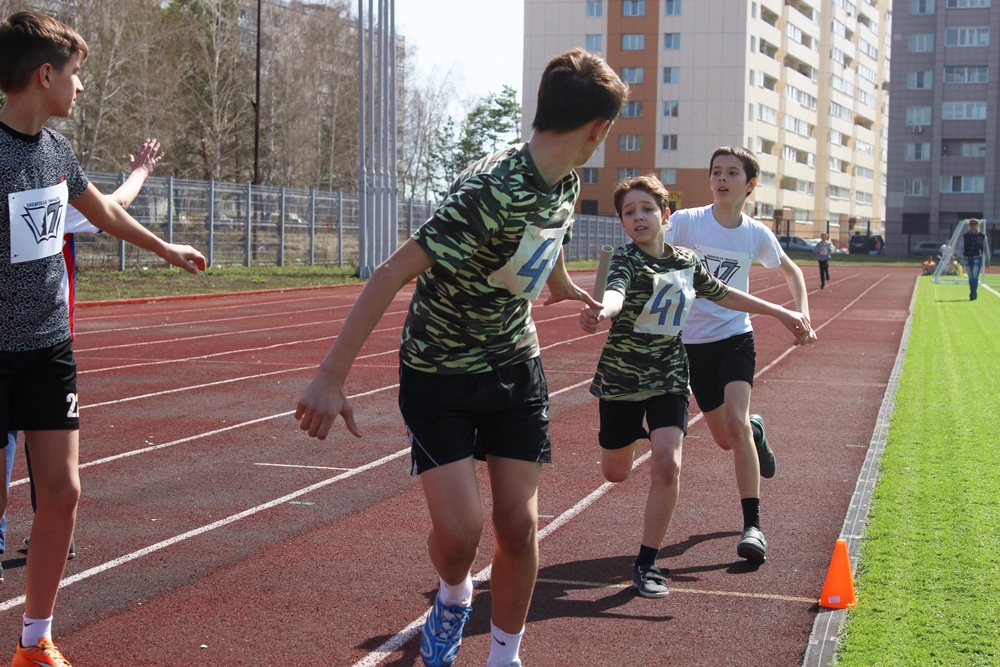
top-left (886, 0), bottom-right (1000, 256)
top-left (522, 0), bottom-right (890, 245)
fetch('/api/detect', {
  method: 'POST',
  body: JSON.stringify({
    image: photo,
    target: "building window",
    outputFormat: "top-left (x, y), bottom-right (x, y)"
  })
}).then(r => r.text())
top-left (662, 67), bottom-right (680, 83)
top-left (959, 142), bottom-right (987, 156)
top-left (859, 38), bottom-right (878, 59)
top-left (618, 168), bottom-right (642, 180)
top-left (947, 0), bottom-right (989, 7)
top-left (831, 47), bottom-right (846, 66)
top-left (945, 27), bottom-right (989, 46)
top-left (751, 36), bottom-right (756, 52)
top-left (943, 101), bottom-right (987, 119)
top-left (757, 202), bottom-right (774, 218)
top-left (908, 71), bottom-right (933, 88)
top-left (829, 157), bottom-right (848, 172)
top-left (904, 178), bottom-right (930, 196)
top-left (581, 168), bottom-right (598, 184)
top-left (909, 34), bottom-right (934, 51)
top-left (832, 19), bottom-right (847, 38)
top-left (622, 34), bottom-right (645, 50)
top-left (586, 0), bottom-right (603, 17)
top-left (758, 172), bottom-right (776, 187)
top-left (829, 101), bottom-right (853, 121)
top-left (623, 0), bottom-right (646, 16)
top-left (664, 0), bottom-right (681, 15)
top-left (620, 101), bottom-right (643, 118)
top-left (585, 34), bottom-right (603, 51)
top-left (660, 168), bottom-right (677, 185)
top-left (784, 114), bottom-right (814, 137)
top-left (619, 135), bottom-right (643, 151)
top-left (758, 104), bottom-right (778, 124)
top-left (906, 106), bottom-right (932, 125)
top-left (856, 166), bottom-right (874, 180)
top-left (662, 134), bottom-right (678, 150)
top-left (832, 75), bottom-right (854, 96)
top-left (906, 143), bottom-right (932, 160)
top-left (855, 191), bottom-right (873, 204)
top-left (663, 100), bottom-right (679, 117)
top-left (664, 32), bottom-right (681, 49)
top-left (857, 139), bottom-right (874, 154)
top-left (858, 63), bottom-right (878, 84)
top-left (621, 67), bottom-right (644, 84)
top-left (941, 175), bottom-right (984, 192)
top-left (911, 0), bottom-right (935, 13)
top-left (944, 65), bottom-right (988, 83)
top-left (580, 200), bottom-right (599, 214)
top-left (858, 89), bottom-right (877, 107)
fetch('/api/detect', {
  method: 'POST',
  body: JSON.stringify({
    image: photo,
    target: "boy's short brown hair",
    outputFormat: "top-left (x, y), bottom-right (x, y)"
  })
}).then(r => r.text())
top-left (0, 11), bottom-right (88, 93)
top-left (613, 174), bottom-right (671, 220)
top-left (533, 48), bottom-right (628, 133)
top-left (709, 146), bottom-right (760, 182)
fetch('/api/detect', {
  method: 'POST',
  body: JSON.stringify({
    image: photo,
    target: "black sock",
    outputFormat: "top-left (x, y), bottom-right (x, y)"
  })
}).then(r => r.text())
top-left (741, 497), bottom-right (761, 530)
top-left (751, 421), bottom-right (763, 446)
top-left (635, 544), bottom-right (659, 568)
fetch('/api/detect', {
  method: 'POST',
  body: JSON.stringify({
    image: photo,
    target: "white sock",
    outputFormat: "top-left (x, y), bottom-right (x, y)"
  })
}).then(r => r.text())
top-left (486, 621), bottom-right (523, 667)
top-left (437, 574), bottom-right (473, 607)
top-left (21, 614), bottom-right (52, 648)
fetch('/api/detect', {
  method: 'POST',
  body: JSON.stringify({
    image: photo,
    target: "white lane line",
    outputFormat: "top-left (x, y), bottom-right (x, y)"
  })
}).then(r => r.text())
top-left (0, 447), bottom-right (411, 612)
top-left (77, 290), bottom-right (365, 325)
top-left (534, 578), bottom-right (815, 603)
top-left (254, 463), bottom-right (351, 471)
top-left (984, 283), bottom-right (999, 298)
top-left (76, 304), bottom-right (353, 336)
top-left (76, 309), bottom-right (410, 353)
top-left (7, 383), bottom-right (400, 489)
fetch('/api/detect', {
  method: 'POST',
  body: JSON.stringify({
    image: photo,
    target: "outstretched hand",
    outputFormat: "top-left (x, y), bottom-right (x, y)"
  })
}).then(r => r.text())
top-left (129, 138), bottom-right (165, 177)
top-left (295, 368), bottom-right (361, 440)
top-left (160, 243), bottom-right (207, 274)
top-left (783, 310), bottom-right (817, 346)
top-left (544, 279), bottom-right (603, 310)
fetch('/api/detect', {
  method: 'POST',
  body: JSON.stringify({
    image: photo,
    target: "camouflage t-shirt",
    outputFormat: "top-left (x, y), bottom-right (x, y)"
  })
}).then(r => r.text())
top-left (590, 243), bottom-right (729, 399)
top-left (400, 144), bottom-right (578, 374)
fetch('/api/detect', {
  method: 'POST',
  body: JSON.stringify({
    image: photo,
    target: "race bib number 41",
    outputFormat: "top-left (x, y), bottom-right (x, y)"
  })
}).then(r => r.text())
top-left (9, 181), bottom-right (68, 264)
top-left (488, 224), bottom-right (568, 300)
top-left (633, 268), bottom-right (696, 337)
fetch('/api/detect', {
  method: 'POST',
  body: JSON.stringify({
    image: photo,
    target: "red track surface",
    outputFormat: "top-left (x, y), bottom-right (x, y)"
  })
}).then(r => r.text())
top-left (0, 265), bottom-right (916, 666)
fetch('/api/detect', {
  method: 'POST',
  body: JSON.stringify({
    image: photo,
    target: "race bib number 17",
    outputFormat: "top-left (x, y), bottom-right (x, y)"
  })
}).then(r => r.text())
top-left (9, 181), bottom-right (68, 264)
top-left (488, 224), bottom-right (568, 300)
top-left (633, 268), bottom-right (696, 337)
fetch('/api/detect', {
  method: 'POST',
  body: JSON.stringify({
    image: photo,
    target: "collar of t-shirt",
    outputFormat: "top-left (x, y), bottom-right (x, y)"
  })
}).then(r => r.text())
top-left (0, 120), bottom-right (43, 144)
top-left (519, 143), bottom-right (573, 196)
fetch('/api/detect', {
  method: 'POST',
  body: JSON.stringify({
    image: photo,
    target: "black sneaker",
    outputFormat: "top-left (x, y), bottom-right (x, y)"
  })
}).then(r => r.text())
top-left (632, 563), bottom-right (670, 598)
top-left (23, 537), bottom-right (76, 560)
top-left (737, 526), bottom-right (768, 562)
top-left (749, 414), bottom-right (776, 479)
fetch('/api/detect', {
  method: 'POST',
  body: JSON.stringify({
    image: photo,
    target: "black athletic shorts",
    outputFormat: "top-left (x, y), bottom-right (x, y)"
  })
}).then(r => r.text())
top-left (0, 338), bottom-right (79, 439)
top-left (399, 356), bottom-right (551, 475)
top-left (598, 393), bottom-right (689, 450)
top-left (684, 332), bottom-right (756, 413)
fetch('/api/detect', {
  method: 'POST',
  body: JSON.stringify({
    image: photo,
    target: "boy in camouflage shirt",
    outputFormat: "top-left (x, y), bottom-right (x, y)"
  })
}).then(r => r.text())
top-left (297, 49), bottom-right (627, 667)
top-left (580, 176), bottom-right (811, 598)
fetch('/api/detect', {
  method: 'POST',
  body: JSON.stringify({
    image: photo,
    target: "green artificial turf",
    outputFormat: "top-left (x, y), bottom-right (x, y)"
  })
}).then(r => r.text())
top-left (835, 277), bottom-right (1000, 666)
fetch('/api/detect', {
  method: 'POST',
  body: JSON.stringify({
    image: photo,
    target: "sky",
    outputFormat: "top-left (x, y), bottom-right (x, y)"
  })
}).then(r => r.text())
top-left (395, 0), bottom-right (524, 105)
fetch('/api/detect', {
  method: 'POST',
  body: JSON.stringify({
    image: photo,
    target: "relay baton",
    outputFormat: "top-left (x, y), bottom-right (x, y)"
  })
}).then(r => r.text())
top-left (592, 245), bottom-right (615, 310)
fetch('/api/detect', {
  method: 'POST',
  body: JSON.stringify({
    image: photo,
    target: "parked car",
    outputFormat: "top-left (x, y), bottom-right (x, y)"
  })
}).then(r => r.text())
top-left (776, 235), bottom-right (816, 252)
top-left (849, 234), bottom-right (884, 254)
top-left (911, 241), bottom-right (944, 257)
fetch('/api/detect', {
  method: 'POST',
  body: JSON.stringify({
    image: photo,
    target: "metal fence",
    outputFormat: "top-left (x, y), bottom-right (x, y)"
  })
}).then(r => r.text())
top-left (81, 173), bottom-right (623, 270)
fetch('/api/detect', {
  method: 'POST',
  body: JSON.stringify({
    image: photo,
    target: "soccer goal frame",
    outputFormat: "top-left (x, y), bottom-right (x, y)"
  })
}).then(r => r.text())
top-left (932, 219), bottom-right (992, 284)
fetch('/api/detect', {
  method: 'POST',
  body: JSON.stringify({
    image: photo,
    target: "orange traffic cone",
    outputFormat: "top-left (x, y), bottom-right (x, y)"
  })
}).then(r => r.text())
top-left (819, 538), bottom-right (857, 609)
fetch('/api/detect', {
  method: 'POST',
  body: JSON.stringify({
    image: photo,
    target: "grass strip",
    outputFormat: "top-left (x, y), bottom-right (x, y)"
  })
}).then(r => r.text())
top-left (836, 277), bottom-right (1000, 666)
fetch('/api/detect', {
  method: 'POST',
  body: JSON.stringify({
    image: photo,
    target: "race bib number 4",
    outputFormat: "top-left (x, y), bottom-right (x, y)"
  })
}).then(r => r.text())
top-left (633, 268), bottom-right (696, 336)
top-left (9, 181), bottom-right (69, 264)
top-left (488, 224), bottom-right (568, 300)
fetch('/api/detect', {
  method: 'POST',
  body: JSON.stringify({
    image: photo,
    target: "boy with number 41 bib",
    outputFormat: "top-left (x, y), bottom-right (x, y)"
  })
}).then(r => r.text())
top-left (580, 175), bottom-right (813, 597)
top-left (296, 49), bottom-right (627, 667)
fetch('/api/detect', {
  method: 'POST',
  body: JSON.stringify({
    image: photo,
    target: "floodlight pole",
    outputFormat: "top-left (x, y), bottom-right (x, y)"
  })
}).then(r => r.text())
top-left (253, 0), bottom-right (262, 186)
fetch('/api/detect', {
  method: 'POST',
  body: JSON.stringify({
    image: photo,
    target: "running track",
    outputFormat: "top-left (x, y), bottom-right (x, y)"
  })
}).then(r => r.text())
top-left (0, 265), bottom-right (916, 666)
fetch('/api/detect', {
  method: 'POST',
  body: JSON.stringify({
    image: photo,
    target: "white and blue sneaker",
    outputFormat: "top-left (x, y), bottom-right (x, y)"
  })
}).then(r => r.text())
top-left (420, 596), bottom-right (473, 667)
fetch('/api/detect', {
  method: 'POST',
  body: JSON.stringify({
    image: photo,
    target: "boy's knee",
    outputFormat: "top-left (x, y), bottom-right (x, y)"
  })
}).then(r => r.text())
top-left (432, 523), bottom-right (482, 560)
top-left (492, 508), bottom-right (537, 551)
top-left (36, 482), bottom-right (81, 513)
top-left (650, 455), bottom-right (680, 485)
top-left (724, 417), bottom-right (752, 448)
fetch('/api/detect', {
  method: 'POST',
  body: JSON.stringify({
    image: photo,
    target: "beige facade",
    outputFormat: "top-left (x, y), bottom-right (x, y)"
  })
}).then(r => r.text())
top-left (523, 0), bottom-right (890, 246)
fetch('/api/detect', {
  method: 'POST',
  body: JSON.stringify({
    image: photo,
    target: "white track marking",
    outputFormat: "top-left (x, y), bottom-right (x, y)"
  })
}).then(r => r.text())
top-left (984, 283), bottom-right (999, 298)
top-left (0, 447), bottom-right (411, 612)
top-left (534, 578), bottom-right (815, 603)
top-left (77, 303), bottom-right (355, 336)
top-left (254, 463), bottom-right (351, 471)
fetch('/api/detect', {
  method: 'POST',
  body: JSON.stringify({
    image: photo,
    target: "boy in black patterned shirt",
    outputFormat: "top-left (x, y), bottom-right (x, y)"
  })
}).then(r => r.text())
top-left (0, 12), bottom-right (205, 666)
top-left (580, 176), bottom-right (811, 597)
